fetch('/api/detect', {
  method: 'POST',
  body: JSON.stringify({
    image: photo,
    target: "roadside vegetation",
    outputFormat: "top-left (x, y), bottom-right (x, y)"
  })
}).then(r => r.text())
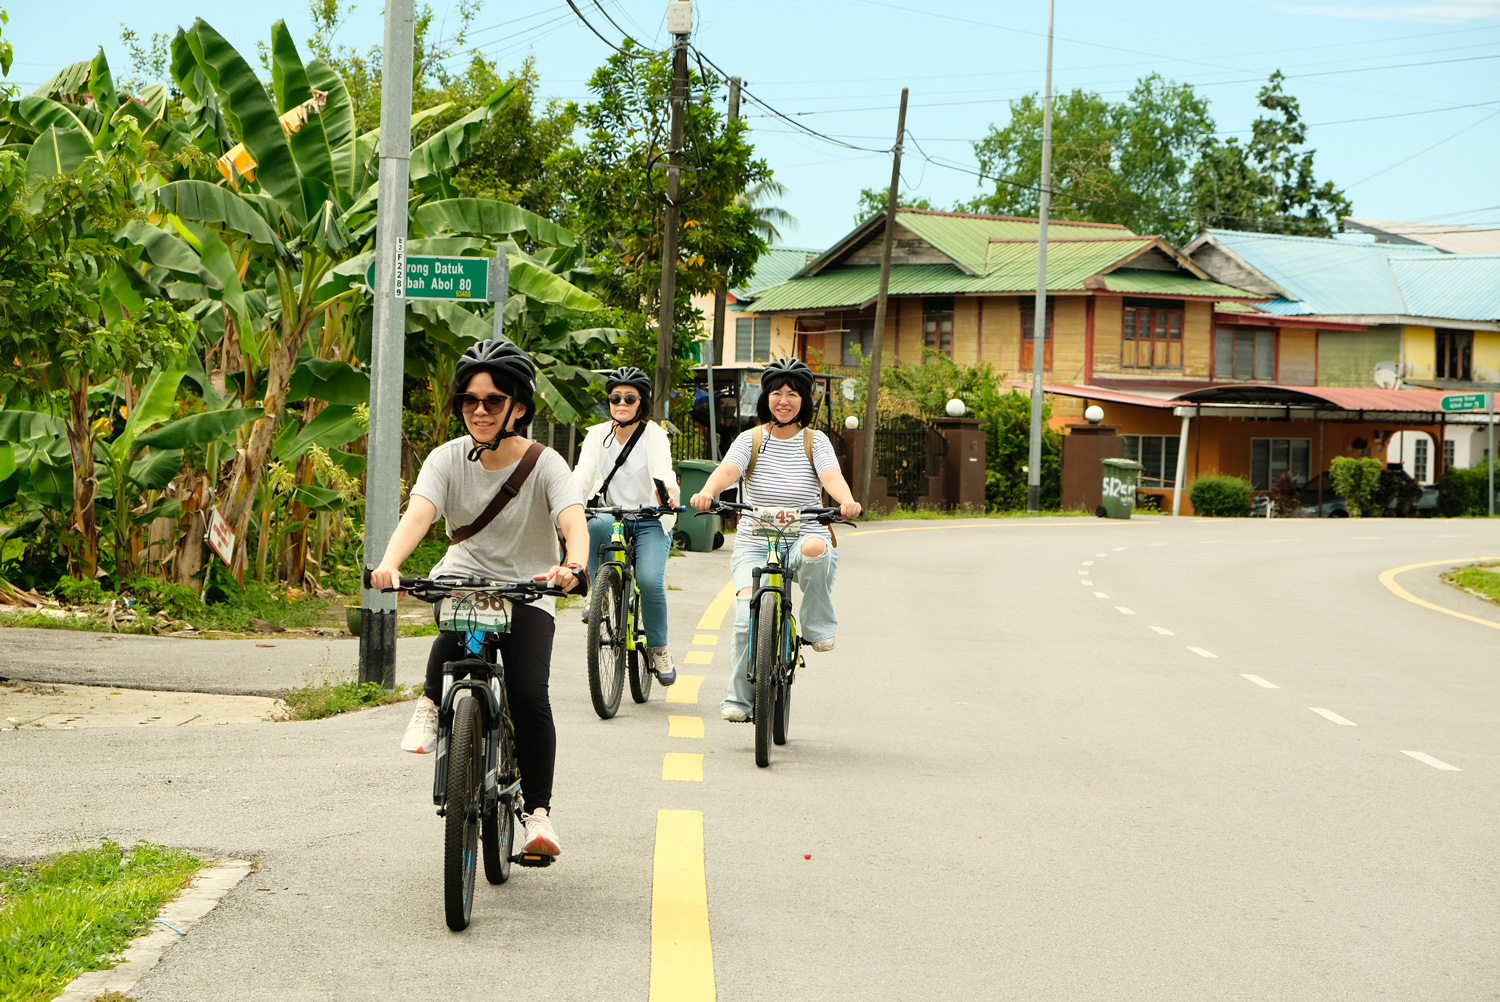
top-left (0, 840), bottom-right (202, 1002)
top-left (281, 679), bottom-right (420, 721)
top-left (1443, 562), bottom-right (1500, 605)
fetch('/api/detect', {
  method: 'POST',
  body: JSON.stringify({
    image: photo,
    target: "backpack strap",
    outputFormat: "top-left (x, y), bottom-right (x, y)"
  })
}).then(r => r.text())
top-left (450, 441), bottom-right (545, 543)
top-left (745, 424), bottom-right (766, 482)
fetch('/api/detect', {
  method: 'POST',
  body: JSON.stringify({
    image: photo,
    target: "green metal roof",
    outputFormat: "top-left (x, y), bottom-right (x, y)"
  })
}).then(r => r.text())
top-left (865, 210), bottom-right (1132, 276)
top-left (1098, 269), bottom-right (1253, 298)
top-left (737, 247), bottom-right (820, 300)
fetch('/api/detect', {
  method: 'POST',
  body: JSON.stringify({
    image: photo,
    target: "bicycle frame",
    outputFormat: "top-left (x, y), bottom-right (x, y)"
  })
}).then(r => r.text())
top-left (595, 514), bottom-right (643, 656)
top-left (432, 639), bottom-right (519, 820)
top-left (743, 515), bottom-right (806, 689)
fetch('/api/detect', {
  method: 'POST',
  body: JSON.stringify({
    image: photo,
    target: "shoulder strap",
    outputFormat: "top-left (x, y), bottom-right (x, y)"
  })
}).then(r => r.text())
top-left (805, 428), bottom-right (830, 506)
top-left (451, 441), bottom-right (545, 543)
top-left (595, 422), bottom-right (647, 505)
top-left (746, 424), bottom-right (766, 481)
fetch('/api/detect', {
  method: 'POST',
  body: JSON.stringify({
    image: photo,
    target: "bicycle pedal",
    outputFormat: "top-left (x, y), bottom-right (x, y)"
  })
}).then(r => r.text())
top-left (511, 852), bottom-right (554, 868)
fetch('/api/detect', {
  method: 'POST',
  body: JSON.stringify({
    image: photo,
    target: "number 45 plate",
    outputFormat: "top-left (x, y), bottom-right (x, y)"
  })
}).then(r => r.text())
top-left (437, 593), bottom-right (512, 633)
top-left (750, 507), bottom-right (801, 535)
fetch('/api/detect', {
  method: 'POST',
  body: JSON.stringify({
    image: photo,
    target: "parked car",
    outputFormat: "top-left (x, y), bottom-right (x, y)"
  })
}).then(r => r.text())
top-left (1294, 470), bottom-right (1436, 518)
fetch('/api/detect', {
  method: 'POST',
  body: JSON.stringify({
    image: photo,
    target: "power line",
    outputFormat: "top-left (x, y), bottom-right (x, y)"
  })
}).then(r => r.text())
top-left (563, 0), bottom-right (656, 59)
top-left (1348, 108), bottom-right (1500, 188)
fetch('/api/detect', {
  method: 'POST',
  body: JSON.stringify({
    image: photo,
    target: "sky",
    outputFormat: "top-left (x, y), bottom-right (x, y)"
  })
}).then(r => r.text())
top-left (5, 0), bottom-right (1499, 251)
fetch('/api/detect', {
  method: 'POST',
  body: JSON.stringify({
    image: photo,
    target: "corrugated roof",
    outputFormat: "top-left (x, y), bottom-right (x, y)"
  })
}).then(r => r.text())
top-left (1099, 269), bottom-right (1252, 298)
top-left (736, 247), bottom-right (820, 300)
top-left (1172, 384), bottom-right (1454, 412)
top-left (1344, 217), bottom-right (1500, 256)
top-left (1195, 230), bottom-right (1500, 323)
top-left (892, 210), bottom-right (1129, 275)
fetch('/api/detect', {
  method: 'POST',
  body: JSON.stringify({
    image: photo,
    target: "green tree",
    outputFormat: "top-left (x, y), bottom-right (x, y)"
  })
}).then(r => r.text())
top-left (962, 74), bottom-right (1214, 243)
top-left (1190, 71), bottom-right (1352, 237)
top-left (854, 187), bottom-right (932, 225)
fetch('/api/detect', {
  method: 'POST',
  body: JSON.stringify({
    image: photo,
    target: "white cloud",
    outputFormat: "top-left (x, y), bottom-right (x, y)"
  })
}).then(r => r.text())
top-left (1278, 0), bottom-right (1500, 21)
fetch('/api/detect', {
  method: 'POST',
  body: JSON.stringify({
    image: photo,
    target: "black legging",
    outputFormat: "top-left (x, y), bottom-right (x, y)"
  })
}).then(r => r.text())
top-left (424, 602), bottom-right (557, 815)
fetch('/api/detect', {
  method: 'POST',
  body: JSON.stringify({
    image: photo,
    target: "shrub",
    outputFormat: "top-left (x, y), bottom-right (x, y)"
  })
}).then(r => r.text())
top-left (1438, 461), bottom-right (1497, 517)
top-left (121, 574), bottom-right (205, 621)
top-left (1329, 456), bottom-right (1384, 517)
top-left (1374, 469), bottom-right (1424, 517)
top-left (1190, 474), bottom-right (1253, 517)
top-left (1270, 471), bottom-right (1301, 518)
top-left (53, 575), bottom-right (109, 605)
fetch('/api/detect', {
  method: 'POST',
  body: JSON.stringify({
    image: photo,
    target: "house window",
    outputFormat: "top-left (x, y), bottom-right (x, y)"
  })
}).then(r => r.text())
top-left (842, 318), bottom-right (873, 367)
top-left (1444, 439), bottom-right (1455, 470)
top-left (923, 297), bottom-right (954, 357)
top-left (1436, 329), bottom-right (1473, 381)
top-left (1122, 299), bottom-right (1183, 369)
top-left (1121, 434), bottom-right (1180, 489)
top-left (1250, 438), bottom-right (1311, 490)
top-left (1414, 438), bottom-right (1429, 482)
top-left (1020, 296), bottom-right (1054, 371)
top-left (1214, 327), bottom-right (1276, 381)
top-left (736, 316), bottom-right (771, 363)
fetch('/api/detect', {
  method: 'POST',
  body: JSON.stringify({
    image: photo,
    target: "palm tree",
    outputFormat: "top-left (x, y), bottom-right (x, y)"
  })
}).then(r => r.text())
top-left (735, 179), bottom-right (797, 244)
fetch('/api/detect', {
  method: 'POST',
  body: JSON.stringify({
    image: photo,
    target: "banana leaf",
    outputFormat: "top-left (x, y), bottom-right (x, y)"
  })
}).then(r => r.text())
top-left (169, 29), bottom-right (203, 102)
top-left (0, 444), bottom-right (14, 484)
top-left (286, 359), bottom-right (368, 406)
top-left (305, 58), bottom-right (355, 153)
top-left (26, 126), bottom-right (92, 176)
top-left (407, 299), bottom-right (491, 347)
top-left (167, 217), bottom-right (250, 330)
top-left (414, 198), bottom-right (577, 248)
top-left (31, 60), bottom-right (92, 101)
top-left (408, 81), bottom-right (518, 183)
top-left (270, 21), bottom-right (335, 190)
top-left (186, 19), bottom-right (305, 222)
top-left (276, 404), bottom-right (364, 461)
top-left (118, 221), bottom-right (209, 283)
top-left (407, 236), bottom-right (492, 257)
top-left (15, 95), bottom-right (99, 138)
top-left (0, 410), bottom-right (69, 461)
top-left (156, 180), bottom-right (283, 249)
top-left (507, 258), bottom-right (601, 311)
top-left (110, 366), bottom-right (187, 464)
top-left (21, 456), bottom-right (70, 510)
top-left (330, 129), bottom-right (377, 202)
top-left (128, 448), bottom-right (185, 491)
top-left (87, 48), bottom-right (118, 149)
top-left (292, 484), bottom-right (346, 511)
top-left (135, 407), bottom-right (264, 450)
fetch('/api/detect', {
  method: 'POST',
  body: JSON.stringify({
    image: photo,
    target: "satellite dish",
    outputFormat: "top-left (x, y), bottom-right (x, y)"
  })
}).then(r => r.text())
top-left (1373, 361), bottom-right (1400, 390)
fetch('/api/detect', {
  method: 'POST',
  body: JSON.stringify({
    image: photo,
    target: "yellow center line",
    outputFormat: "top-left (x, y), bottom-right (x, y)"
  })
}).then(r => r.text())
top-left (650, 810), bottom-right (715, 1001)
top-left (666, 675), bottom-right (704, 704)
top-left (683, 651), bottom-right (713, 665)
top-left (662, 752), bottom-right (704, 782)
top-left (691, 634), bottom-right (719, 646)
top-left (696, 580), bottom-right (736, 630)
top-left (668, 715), bottom-right (704, 739)
top-left (1379, 556), bottom-right (1500, 632)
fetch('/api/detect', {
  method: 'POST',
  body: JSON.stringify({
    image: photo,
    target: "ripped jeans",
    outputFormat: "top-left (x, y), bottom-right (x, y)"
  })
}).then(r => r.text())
top-left (723, 538), bottom-right (839, 713)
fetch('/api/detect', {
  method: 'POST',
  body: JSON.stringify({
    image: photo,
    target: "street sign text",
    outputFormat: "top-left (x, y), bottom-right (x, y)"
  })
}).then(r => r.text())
top-left (1440, 392), bottom-right (1489, 413)
top-left (365, 255), bottom-right (491, 301)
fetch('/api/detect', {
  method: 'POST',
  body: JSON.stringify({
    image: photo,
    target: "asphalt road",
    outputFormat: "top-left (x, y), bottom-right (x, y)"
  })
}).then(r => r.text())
top-left (2, 515), bottom-right (1498, 1001)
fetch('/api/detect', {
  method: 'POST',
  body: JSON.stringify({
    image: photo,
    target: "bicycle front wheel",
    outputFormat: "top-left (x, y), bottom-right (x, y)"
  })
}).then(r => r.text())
top-left (481, 704), bottom-right (515, 885)
top-left (586, 564), bottom-right (626, 719)
top-left (627, 592), bottom-right (653, 704)
top-left (752, 592), bottom-right (778, 768)
top-left (444, 694), bottom-right (482, 930)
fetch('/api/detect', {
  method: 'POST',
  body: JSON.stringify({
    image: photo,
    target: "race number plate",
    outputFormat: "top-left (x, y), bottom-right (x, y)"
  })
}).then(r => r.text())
top-left (436, 593), bottom-right (512, 633)
top-left (749, 507), bottom-right (802, 536)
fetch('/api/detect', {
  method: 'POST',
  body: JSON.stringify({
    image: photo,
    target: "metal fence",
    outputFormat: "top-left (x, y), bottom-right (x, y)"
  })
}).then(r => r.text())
top-left (875, 415), bottom-right (945, 508)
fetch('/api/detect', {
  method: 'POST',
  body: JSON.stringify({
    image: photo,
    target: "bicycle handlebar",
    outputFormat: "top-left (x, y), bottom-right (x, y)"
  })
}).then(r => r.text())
top-left (362, 569), bottom-right (571, 604)
top-left (699, 502), bottom-right (858, 528)
top-left (583, 504), bottom-right (686, 520)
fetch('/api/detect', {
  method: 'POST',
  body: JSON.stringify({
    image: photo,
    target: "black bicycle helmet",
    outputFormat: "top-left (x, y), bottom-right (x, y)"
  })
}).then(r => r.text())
top-left (454, 338), bottom-right (537, 458)
top-left (604, 365), bottom-right (652, 424)
top-left (756, 357), bottom-right (816, 427)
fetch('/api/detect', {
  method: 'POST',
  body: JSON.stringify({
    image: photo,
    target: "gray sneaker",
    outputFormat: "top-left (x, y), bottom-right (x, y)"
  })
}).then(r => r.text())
top-left (651, 649), bottom-right (677, 685)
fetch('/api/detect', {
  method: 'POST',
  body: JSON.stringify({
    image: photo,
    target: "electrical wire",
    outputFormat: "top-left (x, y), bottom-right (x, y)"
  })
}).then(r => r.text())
top-left (1347, 108), bottom-right (1500, 188)
top-left (564, 0), bottom-right (656, 59)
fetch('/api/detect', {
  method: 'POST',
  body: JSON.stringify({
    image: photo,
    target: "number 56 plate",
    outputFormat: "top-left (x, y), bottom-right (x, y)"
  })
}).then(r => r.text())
top-left (437, 593), bottom-right (512, 633)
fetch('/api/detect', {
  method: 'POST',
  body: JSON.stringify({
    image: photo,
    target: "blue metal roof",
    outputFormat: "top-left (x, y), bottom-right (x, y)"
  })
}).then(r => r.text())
top-left (1202, 230), bottom-right (1500, 322)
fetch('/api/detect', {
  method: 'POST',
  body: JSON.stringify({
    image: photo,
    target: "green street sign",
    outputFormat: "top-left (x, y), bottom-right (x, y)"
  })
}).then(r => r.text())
top-left (1440, 392), bottom-right (1489, 413)
top-left (365, 255), bottom-right (491, 301)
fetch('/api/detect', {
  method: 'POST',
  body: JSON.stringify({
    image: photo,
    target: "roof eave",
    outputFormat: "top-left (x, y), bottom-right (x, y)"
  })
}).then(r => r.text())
top-left (1182, 231), bottom-right (1297, 301)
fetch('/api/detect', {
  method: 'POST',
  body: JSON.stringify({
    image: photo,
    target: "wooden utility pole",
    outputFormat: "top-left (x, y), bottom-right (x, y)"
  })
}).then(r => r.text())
top-left (653, 31), bottom-right (690, 421)
top-left (705, 75), bottom-right (741, 461)
top-left (857, 88), bottom-right (909, 509)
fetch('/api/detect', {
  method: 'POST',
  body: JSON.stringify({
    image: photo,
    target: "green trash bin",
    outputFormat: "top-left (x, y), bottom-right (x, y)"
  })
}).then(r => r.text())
top-left (673, 459), bottom-right (723, 551)
top-left (1098, 458), bottom-right (1142, 519)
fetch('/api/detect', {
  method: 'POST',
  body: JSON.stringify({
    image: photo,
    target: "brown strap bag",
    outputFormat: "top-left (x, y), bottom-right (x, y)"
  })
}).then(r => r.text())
top-left (450, 441), bottom-right (546, 543)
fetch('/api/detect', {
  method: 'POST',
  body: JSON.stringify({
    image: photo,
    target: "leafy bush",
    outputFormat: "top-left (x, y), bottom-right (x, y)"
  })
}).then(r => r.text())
top-left (121, 574), bottom-right (204, 621)
top-left (1438, 461), bottom-right (1497, 517)
top-left (1270, 471), bottom-right (1300, 518)
top-left (981, 390), bottom-right (1062, 511)
top-left (1329, 456), bottom-right (1384, 517)
top-left (282, 679), bottom-right (420, 721)
top-left (53, 575), bottom-right (108, 605)
top-left (1190, 474), bottom-right (1253, 516)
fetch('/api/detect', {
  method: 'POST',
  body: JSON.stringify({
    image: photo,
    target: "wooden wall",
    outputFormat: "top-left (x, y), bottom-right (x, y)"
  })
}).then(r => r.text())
top-left (1278, 327), bottom-right (1317, 385)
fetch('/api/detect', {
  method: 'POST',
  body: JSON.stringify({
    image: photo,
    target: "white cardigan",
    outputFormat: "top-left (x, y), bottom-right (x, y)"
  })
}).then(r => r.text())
top-left (571, 421), bottom-right (680, 531)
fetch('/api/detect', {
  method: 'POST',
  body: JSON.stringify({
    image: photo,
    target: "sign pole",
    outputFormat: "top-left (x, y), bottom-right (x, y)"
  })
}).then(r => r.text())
top-left (1491, 391), bottom-right (1495, 517)
top-left (360, 0), bottom-right (415, 689)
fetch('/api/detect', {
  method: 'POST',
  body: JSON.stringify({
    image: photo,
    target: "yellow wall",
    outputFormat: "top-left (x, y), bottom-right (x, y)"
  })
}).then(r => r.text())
top-left (985, 296), bottom-right (1022, 378)
top-left (1403, 325), bottom-right (1436, 381)
top-left (1474, 332), bottom-right (1500, 384)
top-left (1182, 301), bottom-right (1213, 379)
top-left (1052, 298), bottom-right (1088, 383)
top-left (1092, 297), bottom-right (1123, 373)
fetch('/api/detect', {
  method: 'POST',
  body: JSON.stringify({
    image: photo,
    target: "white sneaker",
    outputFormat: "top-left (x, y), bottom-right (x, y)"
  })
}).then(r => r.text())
top-left (521, 807), bottom-right (561, 856)
top-left (400, 696), bottom-right (439, 754)
top-left (810, 636), bottom-right (836, 652)
top-left (651, 649), bottom-right (677, 685)
top-left (721, 704), bottom-right (749, 722)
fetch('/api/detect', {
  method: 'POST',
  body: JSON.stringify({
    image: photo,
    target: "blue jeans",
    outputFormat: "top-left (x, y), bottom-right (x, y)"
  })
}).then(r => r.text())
top-left (587, 516), bottom-right (670, 649)
top-left (723, 539), bottom-right (838, 713)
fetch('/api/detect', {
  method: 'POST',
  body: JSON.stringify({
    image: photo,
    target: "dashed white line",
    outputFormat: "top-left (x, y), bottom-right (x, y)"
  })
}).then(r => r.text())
top-left (1402, 751), bottom-right (1460, 771)
top-left (1240, 674), bottom-right (1279, 688)
top-left (1115, 606), bottom-right (1136, 616)
top-left (1082, 560), bottom-right (1095, 566)
top-left (1113, 546), bottom-right (1128, 551)
top-left (1271, 538), bottom-right (1299, 542)
top-left (1077, 570), bottom-right (1088, 575)
top-left (1093, 591), bottom-right (1110, 598)
top-left (1149, 543), bottom-right (1167, 547)
top-left (1351, 536), bottom-right (1381, 540)
top-left (1186, 646), bottom-right (1218, 658)
top-left (1147, 625), bottom-right (1173, 635)
top-left (1079, 579), bottom-right (1093, 585)
top-left (1309, 707), bottom-right (1357, 726)
top-left (1438, 534), bottom-right (1470, 538)
top-left (1095, 553), bottom-right (1109, 557)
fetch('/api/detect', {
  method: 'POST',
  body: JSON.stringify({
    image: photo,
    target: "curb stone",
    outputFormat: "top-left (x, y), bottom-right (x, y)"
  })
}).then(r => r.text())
top-left (55, 858), bottom-right (252, 1001)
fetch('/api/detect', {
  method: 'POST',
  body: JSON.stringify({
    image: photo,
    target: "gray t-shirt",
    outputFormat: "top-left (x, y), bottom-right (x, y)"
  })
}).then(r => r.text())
top-left (410, 437), bottom-right (583, 618)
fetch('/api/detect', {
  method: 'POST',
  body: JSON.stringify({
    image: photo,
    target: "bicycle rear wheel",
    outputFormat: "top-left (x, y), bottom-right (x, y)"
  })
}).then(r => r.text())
top-left (444, 694), bottom-right (482, 930)
top-left (627, 592), bottom-right (653, 704)
top-left (481, 703), bottom-right (515, 885)
top-left (772, 677), bottom-right (792, 746)
top-left (586, 564), bottom-right (626, 719)
top-left (752, 592), bottom-right (778, 768)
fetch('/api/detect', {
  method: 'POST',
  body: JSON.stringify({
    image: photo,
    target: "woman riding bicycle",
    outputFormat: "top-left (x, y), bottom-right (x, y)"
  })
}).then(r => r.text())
top-left (572, 366), bottom-right (681, 686)
top-left (370, 337), bottom-right (588, 858)
top-left (687, 357), bottom-right (861, 722)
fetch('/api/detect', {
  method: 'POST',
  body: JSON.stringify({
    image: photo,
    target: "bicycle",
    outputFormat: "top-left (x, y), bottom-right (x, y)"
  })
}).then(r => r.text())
top-left (583, 501), bottom-right (682, 719)
top-left (702, 502), bottom-right (855, 768)
top-left (364, 569), bottom-right (567, 931)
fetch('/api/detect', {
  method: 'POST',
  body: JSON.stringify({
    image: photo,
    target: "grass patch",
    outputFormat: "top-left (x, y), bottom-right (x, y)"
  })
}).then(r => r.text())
top-left (281, 679), bottom-right (421, 721)
top-left (0, 839), bottom-right (202, 1002)
top-left (0, 610), bottom-right (114, 632)
top-left (1442, 561), bottom-right (1500, 604)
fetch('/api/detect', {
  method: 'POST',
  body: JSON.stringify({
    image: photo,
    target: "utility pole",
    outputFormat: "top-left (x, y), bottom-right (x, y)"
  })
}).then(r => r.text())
top-left (359, 0), bottom-right (415, 689)
top-left (1025, 0), bottom-right (1056, 513)
top-left (654, 3), bottom-right (693, 422)
top-left (706, 75), bottom-right (741, 461)
top-left (857, 88), bottom-right (908, 509)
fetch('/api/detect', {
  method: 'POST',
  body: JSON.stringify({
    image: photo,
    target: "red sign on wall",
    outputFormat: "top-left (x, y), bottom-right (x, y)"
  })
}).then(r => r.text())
top-left (206, 507), bottom-right (236, 567)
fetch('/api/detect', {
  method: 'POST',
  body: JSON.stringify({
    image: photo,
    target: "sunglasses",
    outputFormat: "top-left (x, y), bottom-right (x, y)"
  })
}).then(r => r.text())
top-left (608, 393), bottom-right (640, 406)
top-left (454, 392), bottom-right (512, 414)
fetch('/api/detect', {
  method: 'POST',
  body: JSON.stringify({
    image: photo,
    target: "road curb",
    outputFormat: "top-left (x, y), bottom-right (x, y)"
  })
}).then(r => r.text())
top-left (54, 858), bottom-right (252, 1001)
